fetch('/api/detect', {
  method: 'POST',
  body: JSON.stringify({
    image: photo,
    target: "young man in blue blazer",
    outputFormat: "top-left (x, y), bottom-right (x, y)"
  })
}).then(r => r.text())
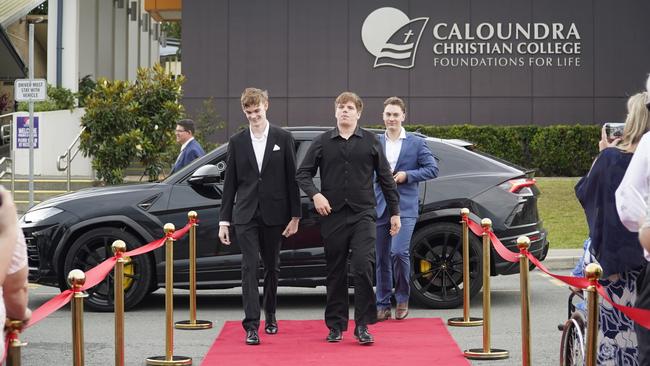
top-left (374, 97), bottom-right (438, 321)
top-left (171, 119), bottom-right (205, 174)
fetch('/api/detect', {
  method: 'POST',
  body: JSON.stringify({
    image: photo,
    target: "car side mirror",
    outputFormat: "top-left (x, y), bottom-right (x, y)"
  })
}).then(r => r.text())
top-left (189, 164), bottom-right (222, 186)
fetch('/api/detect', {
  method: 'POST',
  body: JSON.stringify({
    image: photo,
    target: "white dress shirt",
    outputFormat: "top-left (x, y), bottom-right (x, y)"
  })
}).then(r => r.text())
top-left (250, 122), bottom-right (269, 172)
top-left (175, 137), bottom-right (196, 165)
top-left (616, 132), bottom-right (650, 261)
top-left (385, 127), bottom-right (406, 172)
top-left (219, 122), bottom-right (269, 227)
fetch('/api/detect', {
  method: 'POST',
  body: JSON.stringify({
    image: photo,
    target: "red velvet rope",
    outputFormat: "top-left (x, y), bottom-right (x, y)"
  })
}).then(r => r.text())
top-left (24, 222), bottom-right (192, 330)
top-left (463, 215), bottom-right (650, 329)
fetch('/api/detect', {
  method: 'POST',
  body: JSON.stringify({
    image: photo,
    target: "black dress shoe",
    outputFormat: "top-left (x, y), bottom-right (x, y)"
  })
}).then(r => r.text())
top-left (326, 328), bottom-right (342, 342)
top-left (245, 329), bottom-right (260, 345)
top-left (265, 314), bottom-right (278, 334)
top-left (353, 326), bottom-right (374, 345)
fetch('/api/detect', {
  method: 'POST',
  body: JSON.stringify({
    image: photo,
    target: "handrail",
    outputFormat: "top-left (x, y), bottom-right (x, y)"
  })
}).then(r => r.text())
top-left (57, 126), bottom-right (86, 192)
top-left (0, 157), bottom-right (13, 193)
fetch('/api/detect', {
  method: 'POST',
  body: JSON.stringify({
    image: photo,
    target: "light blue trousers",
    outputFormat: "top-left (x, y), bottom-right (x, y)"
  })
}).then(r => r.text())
top-left (375, 216), bottom-right (417, 309)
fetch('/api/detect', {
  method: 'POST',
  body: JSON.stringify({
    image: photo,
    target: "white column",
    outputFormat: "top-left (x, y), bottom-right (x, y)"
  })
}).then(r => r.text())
top-left (96, 0), bottom-right (115, 79)
top-left (61, 0), bottom-right (80, 92)
top-left (46, 0), bottom-right (58, 85)
top-left (78, 0), bottom-right (96, 81)
top-left (114, 0), bottom-right (128, 80)
top-left (127, 0), bottom-right (139, 80)
top-left (150, 21), bottom-right (159, 66)
top-left (138, 1), bottom-right (149, 69)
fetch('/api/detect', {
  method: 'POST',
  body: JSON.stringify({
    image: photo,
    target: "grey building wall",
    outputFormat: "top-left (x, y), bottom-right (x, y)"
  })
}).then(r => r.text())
top-left (183, 0), bottom-right (650, 141)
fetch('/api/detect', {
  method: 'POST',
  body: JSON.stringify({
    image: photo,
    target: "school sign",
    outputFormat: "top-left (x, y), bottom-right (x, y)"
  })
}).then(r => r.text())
top-left (182, 1), bottom-right (650, 139)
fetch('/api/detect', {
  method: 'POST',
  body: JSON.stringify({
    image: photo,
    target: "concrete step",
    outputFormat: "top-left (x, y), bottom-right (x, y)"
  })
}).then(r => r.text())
top-left (12, 190), bottom-right (70, 202)
top-left (1, 178), bottom-right (97, 191)
top-left (4, 176), bottom-right (97, 215)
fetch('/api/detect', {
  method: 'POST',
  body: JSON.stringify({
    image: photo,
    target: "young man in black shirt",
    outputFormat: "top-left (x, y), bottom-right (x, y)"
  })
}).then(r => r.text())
top-left (296, 92), bottom-right (400, 345)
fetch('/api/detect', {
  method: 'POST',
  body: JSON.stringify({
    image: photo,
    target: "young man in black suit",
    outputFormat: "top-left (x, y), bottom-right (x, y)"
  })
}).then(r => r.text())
top-left (218, 88), bottom-right (301, 345)
top-left (296, 92), bottom-right (401, 345)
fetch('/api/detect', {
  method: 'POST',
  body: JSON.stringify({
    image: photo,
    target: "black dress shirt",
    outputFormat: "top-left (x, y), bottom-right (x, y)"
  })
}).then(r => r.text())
top-left (296, 126), bottom-right (400, 216)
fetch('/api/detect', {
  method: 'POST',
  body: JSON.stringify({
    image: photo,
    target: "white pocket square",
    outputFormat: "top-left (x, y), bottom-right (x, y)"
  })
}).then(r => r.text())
top-left (273, 144), bottom-right (281, 151)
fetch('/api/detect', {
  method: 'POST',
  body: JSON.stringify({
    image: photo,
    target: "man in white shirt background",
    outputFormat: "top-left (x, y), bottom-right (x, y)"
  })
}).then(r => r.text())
top-left (374, 97), bottom-right (438, 321)
top-left (171, 119), bottom-right (205, 174)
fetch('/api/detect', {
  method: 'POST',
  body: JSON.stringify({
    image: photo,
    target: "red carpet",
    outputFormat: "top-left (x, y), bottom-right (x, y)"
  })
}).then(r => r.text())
top-left (201, 318), bottom-right (469, 366)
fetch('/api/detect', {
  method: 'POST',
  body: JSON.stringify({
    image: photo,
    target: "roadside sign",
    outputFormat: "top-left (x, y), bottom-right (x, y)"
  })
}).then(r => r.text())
top-left (16, 116), bottom-right (39, 148)
top-left (14, 79), bottom-right (47, 102)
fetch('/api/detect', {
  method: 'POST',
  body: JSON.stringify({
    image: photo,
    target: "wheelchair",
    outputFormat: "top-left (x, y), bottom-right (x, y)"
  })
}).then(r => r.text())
top-left (558, 288), bottom-right (587, 366)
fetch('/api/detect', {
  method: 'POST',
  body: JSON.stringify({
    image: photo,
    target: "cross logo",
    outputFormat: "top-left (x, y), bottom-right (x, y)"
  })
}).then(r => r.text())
top-left (361, 7), bottom-right (429, 69)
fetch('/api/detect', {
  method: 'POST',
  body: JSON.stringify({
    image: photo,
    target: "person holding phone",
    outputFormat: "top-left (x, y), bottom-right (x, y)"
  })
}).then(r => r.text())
top-left (576, 91), bottom-right (650, 365)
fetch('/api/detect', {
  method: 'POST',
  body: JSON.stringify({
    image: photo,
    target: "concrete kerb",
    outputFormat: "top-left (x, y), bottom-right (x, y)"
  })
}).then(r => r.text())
top-left (538, 248), bottom-right (584, 271)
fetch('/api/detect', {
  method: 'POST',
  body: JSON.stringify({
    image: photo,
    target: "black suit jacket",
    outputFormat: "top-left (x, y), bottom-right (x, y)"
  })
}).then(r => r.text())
top-left (219, 124), bottom-right (301, 226)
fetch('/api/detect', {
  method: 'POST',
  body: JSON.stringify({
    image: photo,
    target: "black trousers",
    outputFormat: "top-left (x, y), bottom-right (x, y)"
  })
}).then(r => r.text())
top-left (321, 206), bottom-right (377, 331)
top-left (636, 261), bottom-right (650, 365)
top-left (235, 210), bottom-right (283, 331)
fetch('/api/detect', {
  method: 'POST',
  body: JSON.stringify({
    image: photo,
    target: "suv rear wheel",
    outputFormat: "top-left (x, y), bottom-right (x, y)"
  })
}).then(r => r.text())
top-left (62, 227), bottom-right (153, 312)
top-left (409, 222), bottom-right (483, 308)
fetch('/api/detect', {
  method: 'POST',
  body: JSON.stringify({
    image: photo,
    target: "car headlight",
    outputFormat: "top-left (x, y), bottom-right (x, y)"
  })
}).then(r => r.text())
top-left (21, 207), bottom-right (63, 224)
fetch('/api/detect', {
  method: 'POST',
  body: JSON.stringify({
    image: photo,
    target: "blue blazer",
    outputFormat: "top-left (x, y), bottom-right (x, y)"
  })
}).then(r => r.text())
top-left (172, 139), bottom-right (205, 173)
top-left (374, 133), bottom-right (438, 220)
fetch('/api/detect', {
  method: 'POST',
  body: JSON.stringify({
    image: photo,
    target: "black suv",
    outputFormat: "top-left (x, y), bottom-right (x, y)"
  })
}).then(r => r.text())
top-left (21, 127), bottom-right (548, 311)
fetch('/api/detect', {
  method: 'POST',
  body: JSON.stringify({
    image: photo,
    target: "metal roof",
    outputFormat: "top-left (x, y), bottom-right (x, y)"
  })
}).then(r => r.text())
top-left (0, 0), bottom-right (45, 28)
top-left (0, 25), bottom-right (25, 80)
top-left (0, 0), bottom-right (45, 80)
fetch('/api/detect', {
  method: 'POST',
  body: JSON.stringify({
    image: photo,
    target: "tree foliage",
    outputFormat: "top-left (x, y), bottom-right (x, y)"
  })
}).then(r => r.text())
top-left (188, 97), bottom-right (225, 153)
top-left (79, 65), bottom-right (185, 184)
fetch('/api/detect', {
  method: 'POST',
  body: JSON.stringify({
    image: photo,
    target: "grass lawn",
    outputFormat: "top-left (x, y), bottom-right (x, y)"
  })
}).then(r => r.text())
top-left (535, 177), bottom-right (587, 249)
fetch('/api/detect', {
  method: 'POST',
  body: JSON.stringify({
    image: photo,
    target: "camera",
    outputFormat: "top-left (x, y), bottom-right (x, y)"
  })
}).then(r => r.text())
top-left (604, 122), bottom-right (625, 141)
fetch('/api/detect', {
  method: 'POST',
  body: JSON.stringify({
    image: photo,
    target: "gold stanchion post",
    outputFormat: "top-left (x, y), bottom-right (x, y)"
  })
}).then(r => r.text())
top-left (448, 208), bottom-right (483, 327)
top-left (585, 263), bottom-right (602, 366)
top-left (146, 224), bottom-right (192, 366)
top-left (464, 218), bottom-right (509, 360)
top-left (68, 269), bottom-right (88, 366)
top-left (112, 240), bottom-right (127, 366)
top-left (5, 319), bottom-right (26, 366)
top-left (517, 236), bottom-right (532, 366)
top-left (175, 211), bottom-right (213, 330)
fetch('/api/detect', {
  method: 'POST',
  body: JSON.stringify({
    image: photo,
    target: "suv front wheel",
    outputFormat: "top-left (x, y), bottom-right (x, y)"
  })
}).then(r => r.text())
top-left (409, 222), bottom-right (483, 308)
top-left (61, 227), bottom-right (154, 312)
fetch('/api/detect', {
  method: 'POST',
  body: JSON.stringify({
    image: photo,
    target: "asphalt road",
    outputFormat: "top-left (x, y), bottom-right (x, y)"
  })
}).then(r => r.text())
top-left (20, 269), bottom-right (573, 365)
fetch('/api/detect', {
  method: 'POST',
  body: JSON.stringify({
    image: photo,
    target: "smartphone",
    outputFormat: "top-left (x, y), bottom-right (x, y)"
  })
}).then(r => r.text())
top-left (604, 122), bottom-right (625, 142)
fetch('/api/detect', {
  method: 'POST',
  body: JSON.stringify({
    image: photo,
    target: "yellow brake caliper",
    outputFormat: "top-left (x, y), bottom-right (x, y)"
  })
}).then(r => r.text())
top-left (419, 259), bottom-right (432, 279)
top-left (122, 256), bottom-right (135, 290)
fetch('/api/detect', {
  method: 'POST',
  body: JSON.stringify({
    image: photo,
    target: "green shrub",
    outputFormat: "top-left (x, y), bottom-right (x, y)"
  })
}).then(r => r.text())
top-left (77, 75), bottom-right (96, 107)
top-left (80, 65), bottom-right (185, 184)
top-left (401, 124), bottom-right (600, 177)
top-left (17, 84), bottom-right (75, 112)
top-left (529, 125), bottom-right (599, 176)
